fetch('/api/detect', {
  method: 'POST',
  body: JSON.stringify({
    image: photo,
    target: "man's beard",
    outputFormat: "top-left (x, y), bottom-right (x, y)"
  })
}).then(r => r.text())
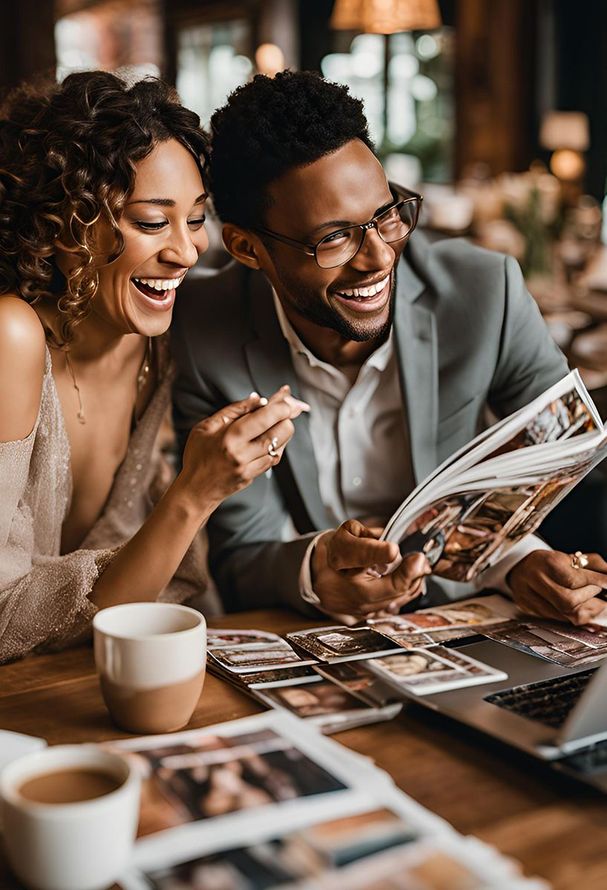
top-left (281, 273), bottom-right (397, 343)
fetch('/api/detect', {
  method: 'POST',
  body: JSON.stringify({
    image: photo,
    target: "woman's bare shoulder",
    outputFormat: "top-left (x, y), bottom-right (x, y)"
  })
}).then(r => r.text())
top-left (0, 296), bottom-right (47, 442)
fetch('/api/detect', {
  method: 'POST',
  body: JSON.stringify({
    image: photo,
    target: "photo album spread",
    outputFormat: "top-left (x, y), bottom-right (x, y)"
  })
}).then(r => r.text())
top-left (380, 370), bottom-right (607, 582)
top-left (113, 711), bottom-right (548, 890)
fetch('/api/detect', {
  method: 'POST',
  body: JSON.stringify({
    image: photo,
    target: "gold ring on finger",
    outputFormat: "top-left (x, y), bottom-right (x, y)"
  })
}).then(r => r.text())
top-left (571, 550), bottom-right (589, 570)
top-left (267, 435), bottom-right (279, 458)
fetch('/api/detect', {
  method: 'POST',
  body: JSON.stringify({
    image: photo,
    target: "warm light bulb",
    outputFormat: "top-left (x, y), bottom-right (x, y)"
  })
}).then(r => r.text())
top-left (255, 43), bottom-right (285, 77)
top-left (550, 149), bottom-right (585, 181)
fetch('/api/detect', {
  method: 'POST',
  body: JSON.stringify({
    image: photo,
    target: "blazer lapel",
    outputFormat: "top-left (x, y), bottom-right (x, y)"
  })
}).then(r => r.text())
top-left (244, 271), bottom-right (330, 532)
top-left (393, 247), bottom-right (438, 484)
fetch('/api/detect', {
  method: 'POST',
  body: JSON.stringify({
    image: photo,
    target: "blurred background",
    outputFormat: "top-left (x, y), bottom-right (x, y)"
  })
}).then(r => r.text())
top-left (2, 0), bottom-right (607, 399)
top-left (3, 0), bottom-right (607, 546)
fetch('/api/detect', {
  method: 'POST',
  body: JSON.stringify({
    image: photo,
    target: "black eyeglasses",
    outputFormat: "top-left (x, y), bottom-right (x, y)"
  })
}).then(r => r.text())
top-left (253, 183), bottom-right (422, 269)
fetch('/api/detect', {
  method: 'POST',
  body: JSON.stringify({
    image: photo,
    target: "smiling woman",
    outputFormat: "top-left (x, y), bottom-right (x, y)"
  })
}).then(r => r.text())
top-left (0, 71), bottom-right (308, 663)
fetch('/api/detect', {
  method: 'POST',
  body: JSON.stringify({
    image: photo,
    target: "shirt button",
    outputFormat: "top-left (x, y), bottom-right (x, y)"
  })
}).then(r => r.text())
top-left (352, 476), bottom-right (362, 487)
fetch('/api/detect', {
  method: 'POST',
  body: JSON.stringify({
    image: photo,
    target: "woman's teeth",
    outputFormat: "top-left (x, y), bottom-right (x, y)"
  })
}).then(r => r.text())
top-left (337, 274), bottom-right (390, 300)
top-left (132, 276), bottom-right (183, 298)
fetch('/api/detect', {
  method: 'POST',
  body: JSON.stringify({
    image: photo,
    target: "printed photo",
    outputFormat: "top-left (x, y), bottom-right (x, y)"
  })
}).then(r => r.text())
top-left (368, 616), bottom-right (434, 649)
top-left (143, 808), bottom-right (416, 890)
top-left (367, 651), bottom-right (461, 687)
top-left (287, 626), bottom-right (401, 662)
top-left (242, 665), bottom-right (321, 688)
top-left (257, 679), bottom-right (369, 719)
top-left (482, 620), bottom-right (607, 667)
top-left (117, 727), bottom-right (347, 837)
top-left (396, 465), bottom-right (590, 584)
top-left (313, 842), bottom-right (495, 890)
top-left (315, 661), bottom-right (399, 707)
top-left (405, 598), bottom-right (511, 631)
top-left (207, 629), bottom-right (282, 649)
top-left (208, 641), bottom-right (310, 673)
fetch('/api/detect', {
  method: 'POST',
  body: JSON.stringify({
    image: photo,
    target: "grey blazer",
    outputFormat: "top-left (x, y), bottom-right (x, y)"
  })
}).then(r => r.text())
top-left (171, 232), bottom-right (568, 613)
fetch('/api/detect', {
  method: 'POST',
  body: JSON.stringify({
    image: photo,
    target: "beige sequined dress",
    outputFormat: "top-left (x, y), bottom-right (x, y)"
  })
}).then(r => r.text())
top-left (0, 343), bottom-right (220, 664)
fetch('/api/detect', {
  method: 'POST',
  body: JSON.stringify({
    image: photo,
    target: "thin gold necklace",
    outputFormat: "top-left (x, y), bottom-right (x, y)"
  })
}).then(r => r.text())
top-left (63, 337), bottom-right (152, 425)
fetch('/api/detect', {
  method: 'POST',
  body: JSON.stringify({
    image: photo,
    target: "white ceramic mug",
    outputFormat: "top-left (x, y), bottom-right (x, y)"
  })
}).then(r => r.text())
top-left (93, 602), bottom-right (207, 734)
top-left (0, 744), bottom-right (140, 890)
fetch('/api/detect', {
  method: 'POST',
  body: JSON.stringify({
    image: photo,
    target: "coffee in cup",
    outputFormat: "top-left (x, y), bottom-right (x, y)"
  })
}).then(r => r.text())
top-left (0, 744), bottom-right (140, 890)
top-left (93, 602), bottom-right (206, 734)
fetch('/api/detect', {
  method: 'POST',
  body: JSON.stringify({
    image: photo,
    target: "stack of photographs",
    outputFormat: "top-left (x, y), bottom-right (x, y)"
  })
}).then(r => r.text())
top-left (207, 629), bottom-right (314, 675)
top-left (365, 594), bottom-right (519, 649)
top-left (285, 625), bottom-right (405, 663)
top-left (206, 629), bottom-right (402, 733)
top-left (206, 597), bottom-right (516, 721)
top-left (113, 711), bottom-right (548, 890)
top-left (480, 618), bottom-right (607, 666)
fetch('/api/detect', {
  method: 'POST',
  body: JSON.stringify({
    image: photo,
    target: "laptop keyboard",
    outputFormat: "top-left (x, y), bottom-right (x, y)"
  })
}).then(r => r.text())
top-left (484, 669), bottom-right (597, 729)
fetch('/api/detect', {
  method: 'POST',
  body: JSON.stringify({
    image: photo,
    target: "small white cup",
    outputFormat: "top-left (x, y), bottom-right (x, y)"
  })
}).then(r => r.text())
top-left (0, 744), bottom-right (140, 890)
top-left (93, 602), bottom-right (207, 734)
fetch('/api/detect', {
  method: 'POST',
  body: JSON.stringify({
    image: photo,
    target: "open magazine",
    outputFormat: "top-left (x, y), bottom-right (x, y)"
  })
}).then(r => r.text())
top-left (113, 711), bottom-right (547, 889)
top-left (381, 370), bottom-right (607, 582)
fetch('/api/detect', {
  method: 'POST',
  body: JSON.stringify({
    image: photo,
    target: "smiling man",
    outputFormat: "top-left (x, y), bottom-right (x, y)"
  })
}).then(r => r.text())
top-left (172, 71), bottom-right (607, 625)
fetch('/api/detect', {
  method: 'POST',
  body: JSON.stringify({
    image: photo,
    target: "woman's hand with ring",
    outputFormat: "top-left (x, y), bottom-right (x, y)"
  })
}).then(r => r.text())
top-left (178, 385), bottom-right (309, 513)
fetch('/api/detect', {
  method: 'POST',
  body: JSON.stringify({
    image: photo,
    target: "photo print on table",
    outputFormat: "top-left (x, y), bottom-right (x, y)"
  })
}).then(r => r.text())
top-left (207, 629), bottom-right (282, 649)
top-left (365, 648), bottom-right (506, 696)
top-left (481, 619), bottom-right (607, 667)
top-left (404, 596), bottom-right (516, 632)
top-left (314, 661), bottom-right (400, 708)
top-left (255, 679), bottom-right (370, 720)
top-left (140, 807), bottom-right (418, 889)
top-left (208, 641), bottom-right (313, 673)
top-left (114, 726), bottom-right (348, 838)
top-left (286, 626), bottom-right (402, 663)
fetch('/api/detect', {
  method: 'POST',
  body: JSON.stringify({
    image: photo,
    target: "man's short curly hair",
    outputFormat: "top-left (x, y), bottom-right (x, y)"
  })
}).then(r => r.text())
top-left (209, 70), bottom-right (374, 229)
top-left (0, 71), bottom-right (209, 344)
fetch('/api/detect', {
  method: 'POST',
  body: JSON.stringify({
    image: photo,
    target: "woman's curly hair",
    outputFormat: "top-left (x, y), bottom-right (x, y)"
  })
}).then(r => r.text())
top-left (0, 71), bottom-right (209, 344)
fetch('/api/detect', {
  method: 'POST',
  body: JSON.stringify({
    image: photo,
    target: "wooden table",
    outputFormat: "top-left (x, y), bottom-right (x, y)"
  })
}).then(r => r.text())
top-left (1, 609), bottom-right (607, 889)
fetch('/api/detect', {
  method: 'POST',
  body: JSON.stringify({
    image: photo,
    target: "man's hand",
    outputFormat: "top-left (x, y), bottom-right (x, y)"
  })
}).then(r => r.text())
top-left (508, 550), bottom-right (607, 625)
top-left (311, 519), bottom-right (431, 619)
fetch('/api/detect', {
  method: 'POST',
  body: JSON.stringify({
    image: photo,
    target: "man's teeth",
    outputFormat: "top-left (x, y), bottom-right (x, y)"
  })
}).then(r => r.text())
top-left (338, 275), bottom-right (390, 298)
top-left (133, 277), bottom-right (183, 291)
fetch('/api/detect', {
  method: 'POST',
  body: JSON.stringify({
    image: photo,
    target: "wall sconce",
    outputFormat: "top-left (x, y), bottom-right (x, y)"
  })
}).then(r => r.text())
top-left (539, 111), bottom-right (590, 183)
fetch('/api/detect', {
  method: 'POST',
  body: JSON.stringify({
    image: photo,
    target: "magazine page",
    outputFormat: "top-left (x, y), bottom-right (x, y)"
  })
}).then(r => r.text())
top-left (381, 370), bottom-right (604, 557)
top-left (107, 658), bottom-right (549, 889)
top-left (121, 806), bottom-right (548, 890)
top-left (115, 711), bottom-right (546, 890)
top-left (108, 711), bottom-right (394, 871)
top-left (383, 440), bottom-right (607, 583)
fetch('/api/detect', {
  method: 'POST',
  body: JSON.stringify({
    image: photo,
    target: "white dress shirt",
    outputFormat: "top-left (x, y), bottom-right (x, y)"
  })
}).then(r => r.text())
top-left (272, 293), bottom-right (548, 605)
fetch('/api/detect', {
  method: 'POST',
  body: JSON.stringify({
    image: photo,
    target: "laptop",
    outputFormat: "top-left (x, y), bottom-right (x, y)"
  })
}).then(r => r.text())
top-left (402, 637), bottom-right (607, 791)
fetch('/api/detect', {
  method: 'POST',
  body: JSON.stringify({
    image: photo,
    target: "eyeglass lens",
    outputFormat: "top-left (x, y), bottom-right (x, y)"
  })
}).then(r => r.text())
top-left (315, 200), bottom-right (418, 269)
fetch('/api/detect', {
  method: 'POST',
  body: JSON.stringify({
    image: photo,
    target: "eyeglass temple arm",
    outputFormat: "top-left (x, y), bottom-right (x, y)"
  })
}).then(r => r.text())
top-left (254, 226), bottom-right (316, 255)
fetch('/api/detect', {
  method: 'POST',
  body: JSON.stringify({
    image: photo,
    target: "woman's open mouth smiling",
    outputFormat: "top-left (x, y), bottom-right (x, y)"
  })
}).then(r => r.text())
top-left (131, 275), bottom-right (185, 311)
